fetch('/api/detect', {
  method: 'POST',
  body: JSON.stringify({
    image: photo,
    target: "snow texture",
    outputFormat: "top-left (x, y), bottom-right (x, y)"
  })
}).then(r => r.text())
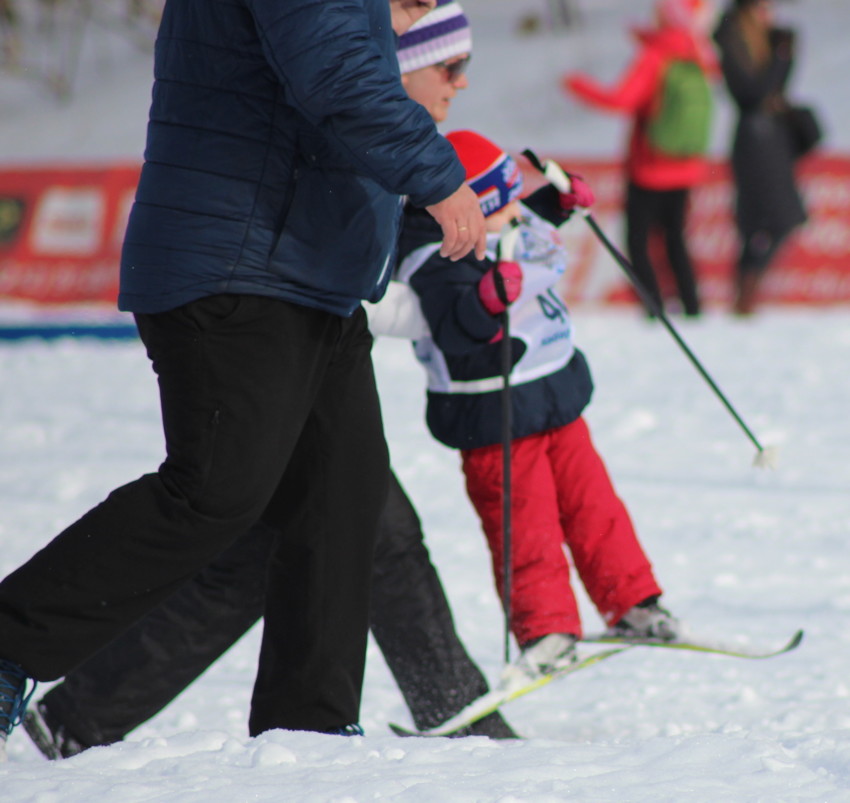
top-left (2, 1), bottom-right (850, 800)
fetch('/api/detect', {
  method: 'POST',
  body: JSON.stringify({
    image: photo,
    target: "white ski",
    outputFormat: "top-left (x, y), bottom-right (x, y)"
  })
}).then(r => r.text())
top-left (389, 645), bottom-right (632, 737)
top-left (582, 628), bottom-right (804, 660)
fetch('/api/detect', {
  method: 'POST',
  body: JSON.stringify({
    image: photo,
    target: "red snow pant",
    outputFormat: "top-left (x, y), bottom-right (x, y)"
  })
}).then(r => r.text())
top-left (461, 417), bottom-right (662, 644)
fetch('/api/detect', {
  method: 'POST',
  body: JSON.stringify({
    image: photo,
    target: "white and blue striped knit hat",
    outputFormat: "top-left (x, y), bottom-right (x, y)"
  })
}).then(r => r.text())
top-left (396, 0), bottom-right (472, 74)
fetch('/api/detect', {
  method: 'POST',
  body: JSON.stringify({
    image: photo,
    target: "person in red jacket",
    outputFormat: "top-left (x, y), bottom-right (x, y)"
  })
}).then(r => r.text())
top-left (564, 0), bottom-right (717, 318)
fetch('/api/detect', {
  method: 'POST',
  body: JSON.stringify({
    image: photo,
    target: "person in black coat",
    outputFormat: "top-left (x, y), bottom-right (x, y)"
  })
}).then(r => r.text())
top-left (713, 0), bottom-right (807, 314)
top-left (0, 0), bottom-right (489, 752)
top-left (17, 1), bottom-right (516, 761)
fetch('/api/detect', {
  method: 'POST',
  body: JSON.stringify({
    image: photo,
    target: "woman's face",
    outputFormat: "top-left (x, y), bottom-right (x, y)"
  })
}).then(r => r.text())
top-left (401, 55), bottom-right (470, 123)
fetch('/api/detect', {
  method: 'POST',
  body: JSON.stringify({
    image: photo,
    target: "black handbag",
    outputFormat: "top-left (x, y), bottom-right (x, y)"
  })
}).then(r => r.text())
top-left (784, 105), bottom-right (823, 158)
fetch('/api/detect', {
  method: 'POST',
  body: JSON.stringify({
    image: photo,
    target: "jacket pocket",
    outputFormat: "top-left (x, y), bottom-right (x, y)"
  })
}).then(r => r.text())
top-left (271, 163), bottom-right (400, 299)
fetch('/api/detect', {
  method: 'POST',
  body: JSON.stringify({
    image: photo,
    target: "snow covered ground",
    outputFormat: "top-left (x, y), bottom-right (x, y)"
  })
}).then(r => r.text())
top-left (3, 310), bottom-right (849, 801)
top-left (2, 1), bottom-right (850, 800)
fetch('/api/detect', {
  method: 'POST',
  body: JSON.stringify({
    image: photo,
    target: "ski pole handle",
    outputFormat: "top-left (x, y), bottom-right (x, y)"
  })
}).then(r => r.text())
top-left (523, 148), bottom-right (594, 220)
top-left (522, 148), bottom-right (582, 201)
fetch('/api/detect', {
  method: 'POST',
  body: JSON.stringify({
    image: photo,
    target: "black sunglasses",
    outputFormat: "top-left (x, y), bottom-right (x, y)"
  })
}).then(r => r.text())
top-left (434, 54), bottom-right (471, 82)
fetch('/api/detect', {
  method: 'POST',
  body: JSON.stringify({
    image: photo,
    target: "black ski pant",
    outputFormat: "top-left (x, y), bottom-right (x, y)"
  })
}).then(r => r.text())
top-left (625, 182), bottom-right (700, 316)
top-left (39, 471), bottom-right (514, 742)
top-left (0, 294), bottom-right (389, 734)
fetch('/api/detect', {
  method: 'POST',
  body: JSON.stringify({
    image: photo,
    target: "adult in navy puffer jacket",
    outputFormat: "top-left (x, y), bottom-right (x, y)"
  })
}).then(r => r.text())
top-left (0, 0), bottom-right (487, 746)
top-left (120, 0), bottom-right (474, 315)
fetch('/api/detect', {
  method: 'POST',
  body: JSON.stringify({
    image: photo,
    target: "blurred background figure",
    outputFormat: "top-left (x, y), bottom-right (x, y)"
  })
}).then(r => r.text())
top-left (564, 0), bottom-right (717, 319)
top-left (0, 0), bottom-right (163, 99)
top-left (713, 0), bottom-right (807, 315)
top-left (546, 0), bottom-right (579, 30)
top-left (516, 0), bottom-right (581, 35)
top-left (0, 0), bottom-right (20, 67)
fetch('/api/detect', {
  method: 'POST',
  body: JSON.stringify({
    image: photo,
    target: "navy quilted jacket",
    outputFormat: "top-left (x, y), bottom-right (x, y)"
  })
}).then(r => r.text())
top-left (119, 0), bottom-right (465, 316)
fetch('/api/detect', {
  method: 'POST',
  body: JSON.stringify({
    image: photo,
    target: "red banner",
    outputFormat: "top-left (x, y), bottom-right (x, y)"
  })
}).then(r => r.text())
top-left (0, 163), bottom-right (139, 307)
top-left (518, 152), bottom-right (850, 308)
top-left (0, 156), bottom-right (849, 314)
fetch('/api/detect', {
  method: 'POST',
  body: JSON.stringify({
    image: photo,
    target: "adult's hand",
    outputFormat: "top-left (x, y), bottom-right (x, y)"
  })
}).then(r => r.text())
top-left (426, 183), bottom-right (487, 262)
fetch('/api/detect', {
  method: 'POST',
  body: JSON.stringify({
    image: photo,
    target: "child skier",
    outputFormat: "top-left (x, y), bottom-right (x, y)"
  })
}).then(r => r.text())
top-left (395, 129), bottom-right (682, 678)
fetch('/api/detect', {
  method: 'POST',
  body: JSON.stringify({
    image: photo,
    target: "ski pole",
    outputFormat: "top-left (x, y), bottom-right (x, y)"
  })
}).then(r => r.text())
top-left (521, 149), bottom-right (777, 469)
top-left (494, 223), bottom-right (521, 664)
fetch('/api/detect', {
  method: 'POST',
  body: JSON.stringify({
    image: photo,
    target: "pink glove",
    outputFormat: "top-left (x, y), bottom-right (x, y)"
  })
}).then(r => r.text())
top-left (559, 172), bottom-right (594, 212)
top-left (478, 260), bottom-right (523, 316)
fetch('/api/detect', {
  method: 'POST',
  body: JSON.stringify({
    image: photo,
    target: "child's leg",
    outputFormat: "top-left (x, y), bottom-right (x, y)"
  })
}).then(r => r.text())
top-left (547, 417), bottom-right (662, 626)
top-left (462, 435), bottom-right (581, 644)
